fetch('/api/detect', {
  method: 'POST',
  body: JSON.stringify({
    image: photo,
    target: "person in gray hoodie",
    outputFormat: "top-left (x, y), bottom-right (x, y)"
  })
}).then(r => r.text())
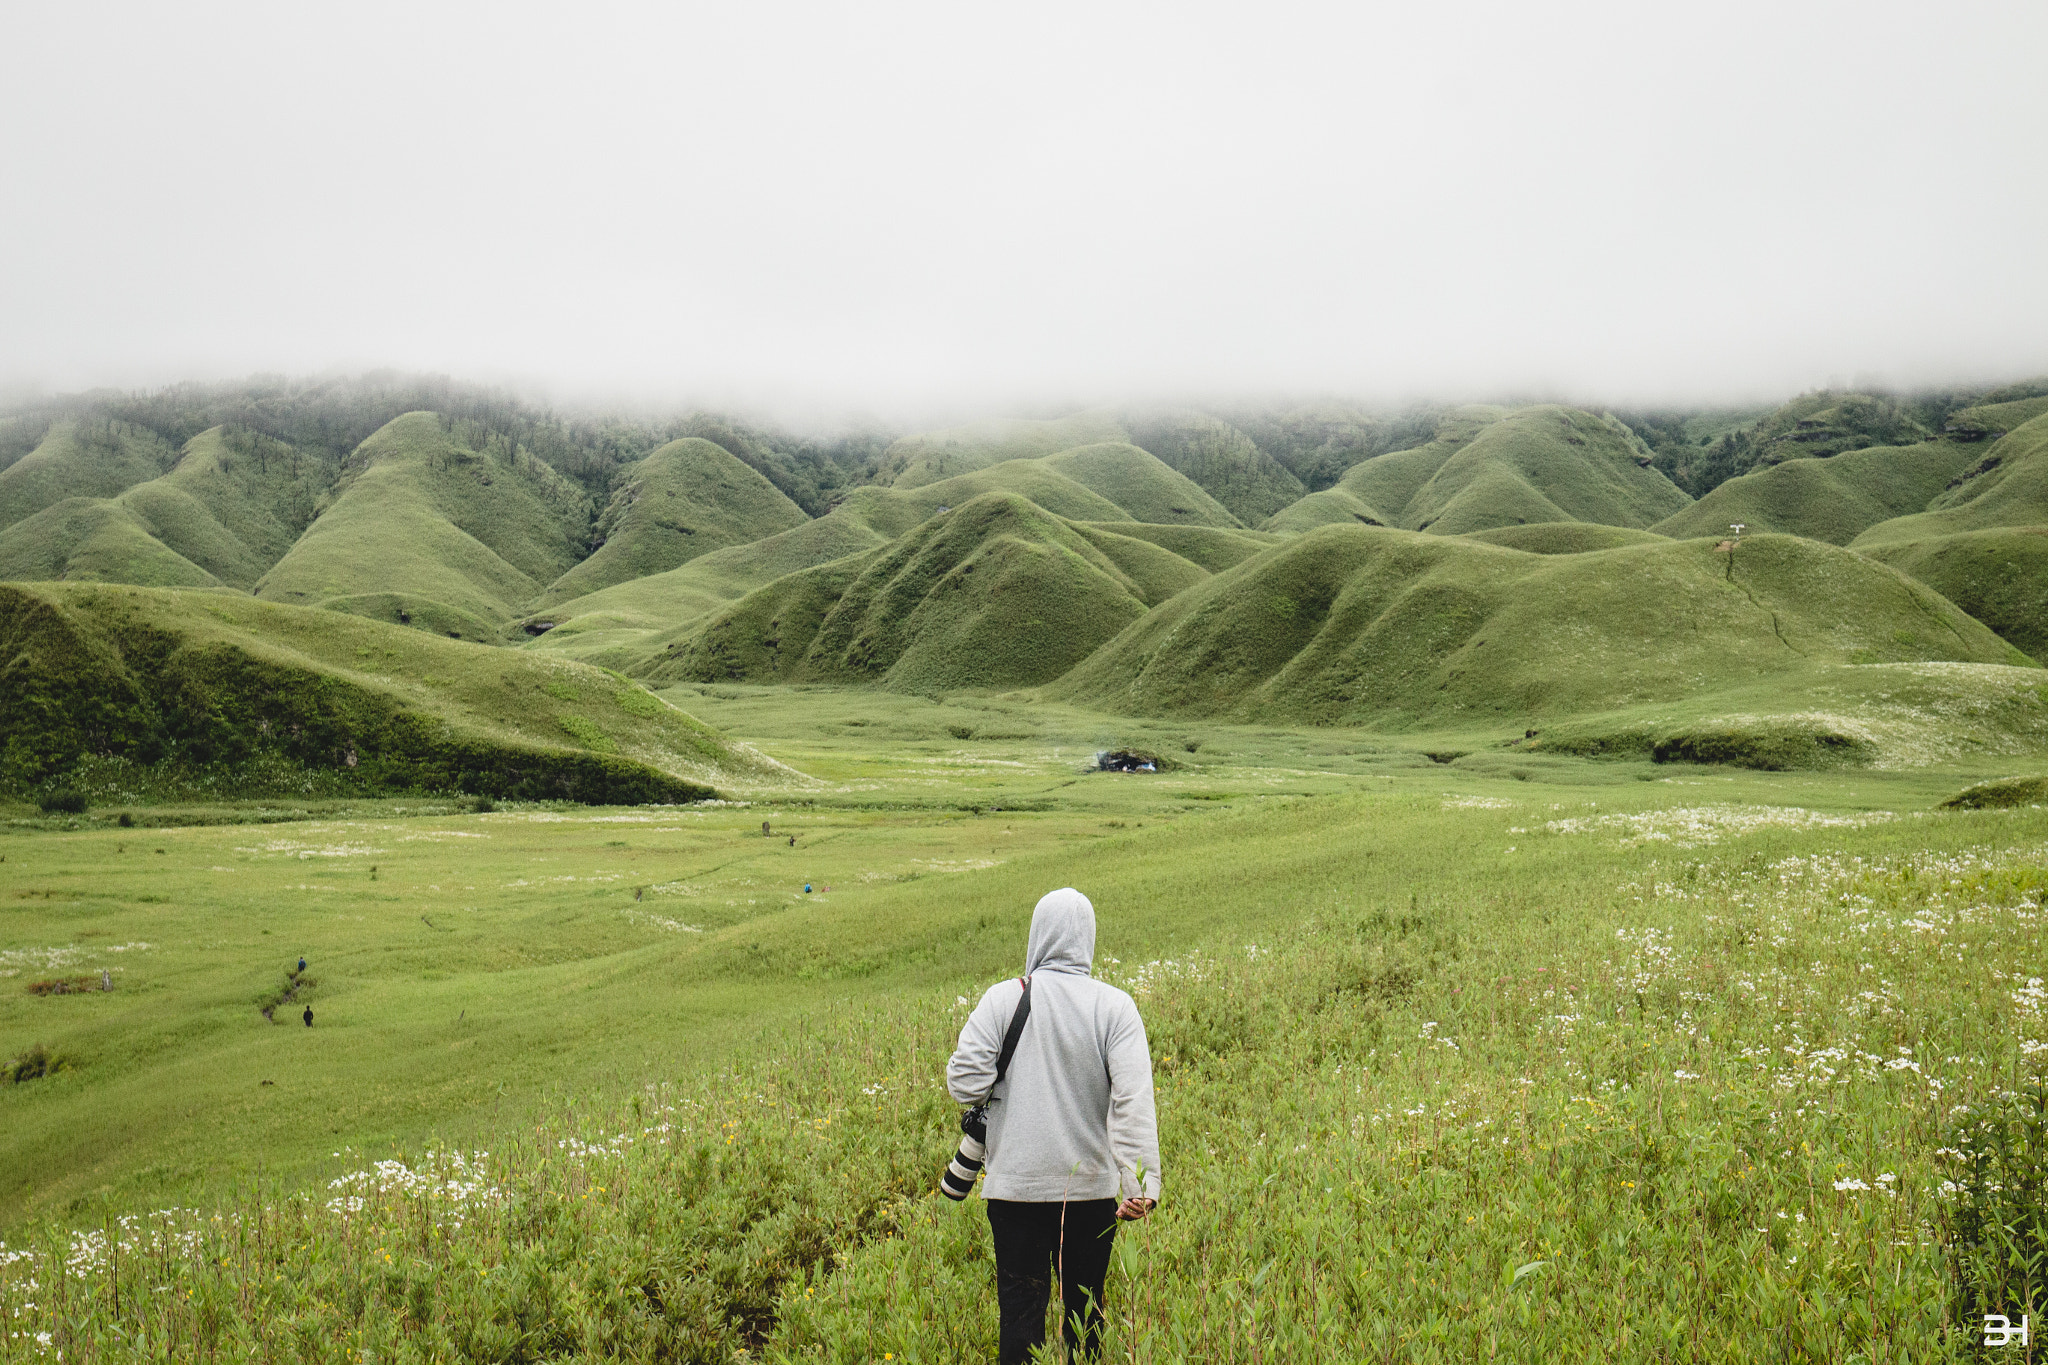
top-left (946, 887), bottom-right (1160, 1364)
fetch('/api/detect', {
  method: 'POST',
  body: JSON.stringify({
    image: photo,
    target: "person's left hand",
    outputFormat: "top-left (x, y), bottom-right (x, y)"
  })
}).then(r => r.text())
top-left (1116, 1197), bottom-right (1155, 1221)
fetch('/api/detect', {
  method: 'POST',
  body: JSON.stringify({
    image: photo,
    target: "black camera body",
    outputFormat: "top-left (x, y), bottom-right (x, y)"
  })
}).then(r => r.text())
top-left (960, 1101), bottom-right (991, 1145)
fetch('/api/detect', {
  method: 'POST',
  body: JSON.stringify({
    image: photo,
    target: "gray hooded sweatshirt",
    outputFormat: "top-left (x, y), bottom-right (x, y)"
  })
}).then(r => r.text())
top-left (946, 888), bottom-right (1162, 1203)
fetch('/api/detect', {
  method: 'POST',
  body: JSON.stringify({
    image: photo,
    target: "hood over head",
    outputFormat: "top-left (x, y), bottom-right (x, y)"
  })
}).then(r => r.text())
top-left (1026, 887), bottom-right (1095, 976)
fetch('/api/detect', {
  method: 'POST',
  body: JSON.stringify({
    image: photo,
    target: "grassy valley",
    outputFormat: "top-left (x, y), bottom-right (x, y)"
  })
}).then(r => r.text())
top-left (5, 693), bottom-right (2047, 1359)
top-left (7, 371), bottom-right (2048, 1358)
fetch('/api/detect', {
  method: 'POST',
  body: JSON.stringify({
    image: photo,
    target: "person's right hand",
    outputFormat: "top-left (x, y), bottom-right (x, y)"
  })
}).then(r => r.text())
top-left (1116, 1197), bottom-right (1155, 1221)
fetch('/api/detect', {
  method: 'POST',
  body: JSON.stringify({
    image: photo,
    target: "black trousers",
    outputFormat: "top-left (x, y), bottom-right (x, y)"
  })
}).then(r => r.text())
top-left (986, 1198), bottom-right (1119, 1365)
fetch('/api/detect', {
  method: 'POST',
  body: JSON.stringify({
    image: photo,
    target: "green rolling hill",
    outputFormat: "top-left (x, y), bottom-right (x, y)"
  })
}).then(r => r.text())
top-left (0, 418), bottom-right (179, 533)
top-left (1457, 522), bottom-right (1670, 554)
top-left (1397, 406), bottom-right (1688, 533)
top-left (0, 425), bottom-right (331, 589)
top-left (886, 409), bottom-right (1305, 525)
top-left (1651, 440), bottom-right (1979, 545)
top-left (533, 438), bottom-right (808, 608)
top-left (1631, 388), bottom-right (2047, 499)
top-left (0, 499), bottom-right (222, 587)
top-left (1852, 528), bottom-right (2048, 664)
top-left (1528, 658), bottom-right (2048, 771)
top-left (521, 463), bottom-right (1139, 669)
top-left (5, 379), bottom-right (2044, 747)
top-left (1268, 406), bottom-right (1689, 536)
top-left (520, 512), bottom-right (895, 667)
top-left (1851, 411), bottom-right (2048, 660)
top-left (643, 491), bottom-right (1202, 691)
top-left (113, 427), bottom-right (331, 584)
top-left (894, 447), bottom-right (1255, 530)
top-left (545, 517), bottom-right (1284, 673)
top-left (0, 583), bottom-right (782, 803)
top-left (255, 412), bottom-right (591, 641)
top-left (1047, 525), bottom-right (2028, 741)
top-left (1121, 410), bottom-right (1307, 524)
top-left (1265, 408), bottom-right (1504, 531)
top-left (1062, 523), bottom-right (1213, 604)
top-left (884, 422), bottom-right (1249, 524)
top-left (1855, 412), bottom-right (2048, 543)
top-left (1039, 443), bottom-right (1242, 527)
top-left (879, 412), bottom-right (1127, 488)
top-left (1062, 521), bottom-right (1280, 573)
top-left (0, 411), bottom-right (51, 477)
top-left (1942, 395), bottom-right (2048, 441)
top-left (1210, 400), bottom-right (1438, 492)
top-left (844, 460), bottom-right (1133, 534)
top-left (1747, 391), bottom-right (1932, 464)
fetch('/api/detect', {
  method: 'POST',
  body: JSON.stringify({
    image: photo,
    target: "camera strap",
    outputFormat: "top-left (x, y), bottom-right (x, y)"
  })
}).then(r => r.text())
top-left (985, 975), bottom-right (1032, 1102)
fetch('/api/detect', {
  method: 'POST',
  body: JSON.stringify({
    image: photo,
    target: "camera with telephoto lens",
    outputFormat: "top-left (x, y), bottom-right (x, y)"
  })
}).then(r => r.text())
top-left (943, 1100), bottom-right (996, 1198)
top-left (942, 975), bottom-right (1030, 1201)
top-left (940, 1128), bottom-right (986, 1201)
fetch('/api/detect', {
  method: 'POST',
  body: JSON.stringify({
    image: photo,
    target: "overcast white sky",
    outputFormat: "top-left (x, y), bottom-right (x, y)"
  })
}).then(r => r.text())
top-left (4, 0), bottom-right (2045, 413)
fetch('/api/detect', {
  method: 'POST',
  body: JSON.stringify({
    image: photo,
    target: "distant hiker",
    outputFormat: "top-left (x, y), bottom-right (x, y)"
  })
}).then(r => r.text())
top-left (302, 1005), bottom-right (313, 1028)
top-left (945, 888), bottom-right (1159, 1365)
top-left (297, 956), bottom-right (306, 974)
top-left (788, 835), bottom-right (796, 846)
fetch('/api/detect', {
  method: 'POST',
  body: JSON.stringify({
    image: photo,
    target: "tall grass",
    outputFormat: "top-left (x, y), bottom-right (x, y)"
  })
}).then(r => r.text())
top-left (5, 810), bottom-right (2044, 1360)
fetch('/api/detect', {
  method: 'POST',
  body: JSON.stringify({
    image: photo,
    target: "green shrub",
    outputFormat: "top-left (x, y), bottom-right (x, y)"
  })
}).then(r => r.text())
top-left (613, 687), bottom-right (664, 718)
top-left (1940, 775), bottom-right (2048, 810)
top-left (1940, 1083), bottom-right (2048, 1329)
top-left (5, 1043), bottom-right (66, 1084)
top-left (35, 788), bottom-right (87, 814)
top-left (1651, 720), bottom-right (1872, 771)
top-left (557, 715), bottom-right (618, 753)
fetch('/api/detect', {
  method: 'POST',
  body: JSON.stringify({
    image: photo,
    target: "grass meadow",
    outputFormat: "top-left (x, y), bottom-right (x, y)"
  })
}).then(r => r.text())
top-left (3, 687), bottom-right (2045, 1360)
